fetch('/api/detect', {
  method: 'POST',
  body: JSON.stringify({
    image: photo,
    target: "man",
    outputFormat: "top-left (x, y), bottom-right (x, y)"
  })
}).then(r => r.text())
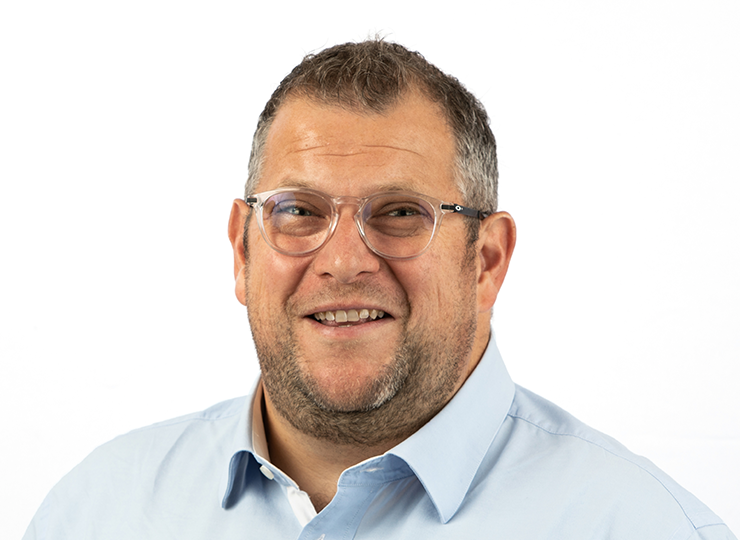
top-left (24, 40), bottom-right (735, 539)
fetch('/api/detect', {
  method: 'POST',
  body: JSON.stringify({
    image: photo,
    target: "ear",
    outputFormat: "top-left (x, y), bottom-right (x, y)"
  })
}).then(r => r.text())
top-left (476, 212), bottom-right (516, 313)
top-left (227, 199), bottom-right (251, 306)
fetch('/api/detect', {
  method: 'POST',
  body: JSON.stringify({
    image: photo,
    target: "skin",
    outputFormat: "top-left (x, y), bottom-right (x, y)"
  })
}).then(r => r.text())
top-left (228, 91), bottom-right (516, 511)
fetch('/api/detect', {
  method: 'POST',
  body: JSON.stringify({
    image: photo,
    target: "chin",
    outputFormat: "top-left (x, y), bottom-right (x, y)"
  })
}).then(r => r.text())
top-left (305, 362), bottom-right (406, 413)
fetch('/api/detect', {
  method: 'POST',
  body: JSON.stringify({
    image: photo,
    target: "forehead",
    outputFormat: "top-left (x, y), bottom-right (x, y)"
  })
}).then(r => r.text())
top-left (258, 93), bottom-right (459, 198)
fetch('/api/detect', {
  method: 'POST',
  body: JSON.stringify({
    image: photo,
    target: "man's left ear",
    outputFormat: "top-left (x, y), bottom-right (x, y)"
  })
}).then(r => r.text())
top-left (476, 212), bottom-right (516, 312)
top-left (227, 199), bottom-right (251, 306)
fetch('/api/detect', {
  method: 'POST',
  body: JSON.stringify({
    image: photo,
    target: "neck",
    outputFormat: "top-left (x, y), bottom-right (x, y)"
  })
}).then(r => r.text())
top-left (263, 394), bottom-right (403, 512)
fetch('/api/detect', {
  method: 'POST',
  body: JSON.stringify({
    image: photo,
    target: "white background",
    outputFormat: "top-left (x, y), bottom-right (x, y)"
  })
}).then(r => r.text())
top-left (2, 1), bottom-right (738, 537)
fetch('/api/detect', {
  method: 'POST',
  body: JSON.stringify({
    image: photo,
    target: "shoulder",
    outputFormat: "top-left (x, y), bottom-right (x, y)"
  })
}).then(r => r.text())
top-left (83, 395), bottom-right (246, 465)
top-left (495, 386), bottom-right (732, 539)
top-left (121, 395), bottom-right (246, 437)
top-left (23, 396), bottom-right (249, 540)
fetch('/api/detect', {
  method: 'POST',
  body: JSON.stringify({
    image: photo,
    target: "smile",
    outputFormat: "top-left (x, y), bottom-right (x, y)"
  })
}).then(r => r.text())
top-left (312, 308), bottom-right (386, 326)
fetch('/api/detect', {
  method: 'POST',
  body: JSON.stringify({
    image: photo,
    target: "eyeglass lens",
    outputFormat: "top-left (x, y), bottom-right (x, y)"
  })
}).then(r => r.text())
top-left (260, 191), bottom-right (437, 258)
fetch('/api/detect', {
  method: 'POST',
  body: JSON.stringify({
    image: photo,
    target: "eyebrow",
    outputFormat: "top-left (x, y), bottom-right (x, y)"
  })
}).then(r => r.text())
top-left (274, 179), bottom-right (314, 190)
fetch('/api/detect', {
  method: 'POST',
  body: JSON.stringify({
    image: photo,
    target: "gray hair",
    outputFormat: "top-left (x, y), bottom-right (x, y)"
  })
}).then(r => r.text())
top-left (245, 39), bottom-right (498, 233)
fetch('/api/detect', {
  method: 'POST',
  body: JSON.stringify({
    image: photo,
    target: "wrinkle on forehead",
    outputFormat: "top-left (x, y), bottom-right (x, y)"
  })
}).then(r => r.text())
top-left (285, 143), bottom-right (424, 158)
top-left (273, 178), bottom-right (422, 194)
top-left (267, 97), bottom-right (444, 159)
top-left (259, 93), bottom-right (459, 199)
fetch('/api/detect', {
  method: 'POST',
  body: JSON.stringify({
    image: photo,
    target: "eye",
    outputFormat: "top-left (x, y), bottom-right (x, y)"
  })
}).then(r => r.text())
top-left (371, 199), bottom-right (428, 219)
top-left (268, 195), bottom-right (328, 219)
top-left (274, 203), bottom-right (313, 216)
top-left (386, 206), bottom-right (421, 217)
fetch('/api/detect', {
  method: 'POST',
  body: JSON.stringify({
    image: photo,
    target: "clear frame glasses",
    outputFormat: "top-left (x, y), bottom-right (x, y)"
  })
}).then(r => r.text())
top-left (245, 187), bottom-right (490, 260)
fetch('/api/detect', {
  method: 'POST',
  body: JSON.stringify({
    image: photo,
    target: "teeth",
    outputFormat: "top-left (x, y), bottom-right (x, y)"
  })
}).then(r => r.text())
top-left (313, 308), bottom-right (387, 323)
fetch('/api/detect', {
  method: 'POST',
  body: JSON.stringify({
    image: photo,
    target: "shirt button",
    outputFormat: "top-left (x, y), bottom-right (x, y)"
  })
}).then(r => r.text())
top-left (259, 465), bottom-right (275, 480)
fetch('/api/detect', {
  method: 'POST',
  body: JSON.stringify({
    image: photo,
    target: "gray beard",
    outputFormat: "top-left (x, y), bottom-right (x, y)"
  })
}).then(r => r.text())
top-left (249, 295), bottom-right (477, 448)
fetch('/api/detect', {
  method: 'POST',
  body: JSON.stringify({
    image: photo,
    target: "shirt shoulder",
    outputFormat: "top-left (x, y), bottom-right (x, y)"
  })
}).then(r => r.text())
top-left (23, 396), bottom-right (249, 540)
top-left (82, 395), bottom-right (246, 468)
top-left (497, 385), bottom-right (734, 539)
top-left (125, 395), bottom-right (246, 434)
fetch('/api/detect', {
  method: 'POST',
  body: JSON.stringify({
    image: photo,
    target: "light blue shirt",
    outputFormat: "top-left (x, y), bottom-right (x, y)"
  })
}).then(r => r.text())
top-left (24, 337), bottom-right (736, 539)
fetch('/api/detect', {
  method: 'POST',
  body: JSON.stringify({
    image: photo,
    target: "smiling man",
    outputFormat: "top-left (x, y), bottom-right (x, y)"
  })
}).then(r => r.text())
top-left (227, 81), bottom-right (513, 512)
top-left (24, 40), bottom-right (735, 540)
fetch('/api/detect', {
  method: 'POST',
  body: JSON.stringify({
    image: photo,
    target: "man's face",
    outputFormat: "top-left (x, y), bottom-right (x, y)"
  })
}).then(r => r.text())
top-left (234, 92), bottom-right (493, 446)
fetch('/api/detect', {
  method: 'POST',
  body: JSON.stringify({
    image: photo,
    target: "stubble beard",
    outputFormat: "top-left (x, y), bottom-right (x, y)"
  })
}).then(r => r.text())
top-left (246, 266), bottom-right (478, 448)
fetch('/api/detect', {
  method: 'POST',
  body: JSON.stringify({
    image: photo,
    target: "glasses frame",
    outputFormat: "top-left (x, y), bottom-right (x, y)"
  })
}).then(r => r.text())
top-left (245, 187), bottom-right (490, 260)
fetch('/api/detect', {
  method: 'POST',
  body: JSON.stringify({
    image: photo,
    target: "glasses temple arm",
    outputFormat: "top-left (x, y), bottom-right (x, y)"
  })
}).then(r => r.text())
top-left (441, 203), bottom-right (490, 220)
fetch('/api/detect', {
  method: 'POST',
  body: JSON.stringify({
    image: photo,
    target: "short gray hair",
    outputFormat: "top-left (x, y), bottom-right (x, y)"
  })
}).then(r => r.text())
top-left (245, 39), bottom-right (498, 227)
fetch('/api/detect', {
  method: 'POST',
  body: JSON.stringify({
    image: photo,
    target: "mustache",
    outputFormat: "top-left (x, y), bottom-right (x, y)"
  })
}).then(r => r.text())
top-left (287, 280), bottom-right (410, 319)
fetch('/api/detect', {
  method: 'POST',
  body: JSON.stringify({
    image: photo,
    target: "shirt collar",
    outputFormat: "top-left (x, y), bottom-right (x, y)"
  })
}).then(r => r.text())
top-left (219, 377), bottom-right (258, 508)
top-left (220, 331), bottom-right (515, 520)
top-left (387, 332), bottom-right (515, 523)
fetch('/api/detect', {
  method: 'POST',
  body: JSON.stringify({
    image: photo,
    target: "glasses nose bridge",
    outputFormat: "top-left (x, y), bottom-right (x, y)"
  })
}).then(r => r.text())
top-left (330, 194), bottom-right (366, 226)
top-left (325, 194), bottom-right (369, 247)
top-left (331, 194), bottom-right (363, 211)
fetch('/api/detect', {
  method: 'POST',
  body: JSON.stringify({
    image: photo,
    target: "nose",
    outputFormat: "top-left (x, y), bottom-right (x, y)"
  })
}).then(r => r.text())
top-left (311, 205), bottom-right (381, 283)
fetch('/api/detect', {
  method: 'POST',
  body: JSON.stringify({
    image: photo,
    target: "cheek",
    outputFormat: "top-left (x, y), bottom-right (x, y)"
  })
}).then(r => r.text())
top-left (395, 242), bottom-right (477, 321)
top-left (245, 230), bottom-right (309, 311)
top-left (391, 254), bottom-right (452, 316)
